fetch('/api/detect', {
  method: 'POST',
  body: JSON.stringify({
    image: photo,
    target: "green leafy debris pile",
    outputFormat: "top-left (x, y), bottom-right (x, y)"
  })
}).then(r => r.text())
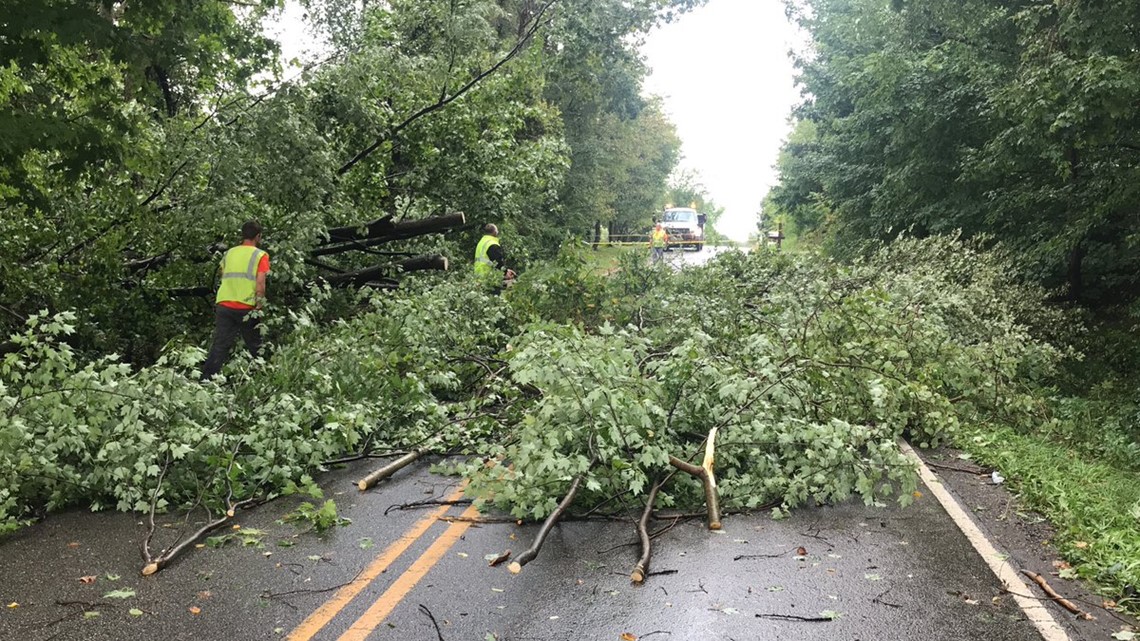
top-left (0, 278), bottom-right (511, 534)
top-left (0, 237), bottom-right (1063, 557)
top-left (467, 236), bottom-right (1065, 518)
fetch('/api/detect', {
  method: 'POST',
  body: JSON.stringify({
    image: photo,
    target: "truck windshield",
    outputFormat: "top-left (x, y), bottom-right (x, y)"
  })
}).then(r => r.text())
top-left (663, 210), bottom-right (696, 223)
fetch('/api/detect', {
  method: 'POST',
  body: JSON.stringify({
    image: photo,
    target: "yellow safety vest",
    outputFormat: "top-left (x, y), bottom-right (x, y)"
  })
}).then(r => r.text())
top-left (474, 234), bottom-right (500, 276)
top-left (651, 228), bottom-right (667, 248)
top-left (216, 245), bottom-right (266, 306)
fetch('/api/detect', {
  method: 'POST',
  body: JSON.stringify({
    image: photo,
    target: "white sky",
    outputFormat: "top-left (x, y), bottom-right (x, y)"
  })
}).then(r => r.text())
top-left (267, 1), bottom-right (803, 242)
top-left (641, 0), bottom-right (802, 241)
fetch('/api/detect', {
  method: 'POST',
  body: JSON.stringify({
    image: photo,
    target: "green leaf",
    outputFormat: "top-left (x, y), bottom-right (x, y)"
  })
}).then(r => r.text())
top-left (103, 589), bottom-right (136, 599)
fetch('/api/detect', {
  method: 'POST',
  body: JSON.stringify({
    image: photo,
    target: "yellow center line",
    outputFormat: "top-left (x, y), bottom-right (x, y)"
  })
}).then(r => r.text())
top-left (335, 503), bottom-right (482, 641)
top-left (286, 484), bottom-right (468, 641)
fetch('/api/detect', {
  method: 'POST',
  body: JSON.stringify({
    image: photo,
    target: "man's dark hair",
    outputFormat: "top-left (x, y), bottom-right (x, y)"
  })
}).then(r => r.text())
top-left (241, 220), bottom-right (262, 241)
top-left (484, 223), bottom-right (499, 236)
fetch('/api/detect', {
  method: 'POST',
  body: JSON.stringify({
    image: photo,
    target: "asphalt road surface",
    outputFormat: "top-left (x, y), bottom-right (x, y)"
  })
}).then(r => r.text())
top-left (0, 448), bottom-right (1116, 641)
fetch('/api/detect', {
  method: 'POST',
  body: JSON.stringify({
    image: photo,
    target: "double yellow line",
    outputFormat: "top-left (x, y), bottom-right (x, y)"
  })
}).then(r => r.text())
top-left (287, 485), bottom-right (479, 641)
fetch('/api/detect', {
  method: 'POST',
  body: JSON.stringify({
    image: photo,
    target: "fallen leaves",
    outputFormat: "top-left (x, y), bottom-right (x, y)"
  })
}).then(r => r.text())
top-left (103, 588), bottom-right (136, 599)
top-left (620, 633), bottom-right (637, 641)
top-left (128, 608), bottom-right (144, 617)
top-left (78, 575), bottom-right (97, 584)
top-left (6, 602), bottom-right (18, 609)
top-left (188, 606), bottom-right (202, 615)
top-left (1073, 541), bottom-right (1089, 549)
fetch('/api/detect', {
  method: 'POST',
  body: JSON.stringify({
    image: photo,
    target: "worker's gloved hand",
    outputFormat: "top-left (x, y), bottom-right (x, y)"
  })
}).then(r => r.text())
top-left (505, 269), bottom-right (517, 280)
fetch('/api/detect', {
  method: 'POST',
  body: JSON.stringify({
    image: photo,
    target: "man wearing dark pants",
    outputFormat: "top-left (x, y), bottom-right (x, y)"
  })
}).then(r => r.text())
top-left (201, 220), bottom-right (270, 379)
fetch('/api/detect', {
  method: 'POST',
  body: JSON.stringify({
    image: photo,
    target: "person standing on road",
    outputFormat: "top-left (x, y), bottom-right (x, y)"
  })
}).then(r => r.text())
top-left (474, 224), bottom-right (515, 287)
top-left (201, 220), bottom-right (269, 380)
top-left (649, 222), bottom-right (669, 264)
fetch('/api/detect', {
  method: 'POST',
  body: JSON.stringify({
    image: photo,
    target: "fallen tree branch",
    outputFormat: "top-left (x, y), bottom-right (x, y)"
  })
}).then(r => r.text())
top-left (925, 460), bottom-right (987, 475)
top-left (141, 497), bottom-right (256, 576)
top-left (385, 497), bottom-right (473, 516)
top-left (509, 474), bottom-right (584, 573)
top-left (1021, 570), bottom-right (1094, 620)
top-left (323, 255), bottom-right (448, 288)
top-left (313, 213), bottom-right (466, 255)
top-left (357, 449), bottom-right (428, 491)
top-left (630, 479), bottom-right (662, 584)
top-left (668, 427), bottom-right (721, 530)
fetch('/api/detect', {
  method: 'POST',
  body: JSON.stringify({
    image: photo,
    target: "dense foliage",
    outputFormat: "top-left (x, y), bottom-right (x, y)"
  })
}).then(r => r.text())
top-left (0, 0), bottom-right (697, 361)
top-left (0, 239), bottom-right (1063, 535)
top-left (770, 0), bottom-right (1140, 306)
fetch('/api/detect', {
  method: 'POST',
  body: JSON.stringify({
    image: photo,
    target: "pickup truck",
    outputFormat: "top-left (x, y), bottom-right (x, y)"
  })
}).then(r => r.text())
top-left (661, 207), bottom-right (706, 251)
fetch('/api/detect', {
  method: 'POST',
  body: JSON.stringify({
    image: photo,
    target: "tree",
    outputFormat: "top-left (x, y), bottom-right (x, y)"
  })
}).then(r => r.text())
top-left (773, 0), bottom-right (1140, 303)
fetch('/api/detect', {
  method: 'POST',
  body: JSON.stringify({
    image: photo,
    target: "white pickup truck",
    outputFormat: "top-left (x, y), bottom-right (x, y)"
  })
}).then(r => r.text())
top-left (662, 207), bottom-right (706, 251)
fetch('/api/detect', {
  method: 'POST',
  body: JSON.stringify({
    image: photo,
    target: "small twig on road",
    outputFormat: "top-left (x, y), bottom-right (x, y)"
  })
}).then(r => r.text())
top-left (687, 580), bottom-right (708, 594)
top-left (924, 460), bottom-right (987, 475)
top-left (734, 552), bottom-right (786, 561)
top-left (419, 604), bottom-right (447, 641)
top-left (438, 515), bottom-right (515, 524)
top-left (1021, 570), bottom-right (1094, 620)
top-left (872, 587), bottom-right (902, 608)
top-left (647, 570), bottom-right (678, 577)
top-left (385, 498), bottom-right (473, 516)
top-left (755, 613), bottom-right (834, 622)
top-left (640, 631), bottom-right (672, 638)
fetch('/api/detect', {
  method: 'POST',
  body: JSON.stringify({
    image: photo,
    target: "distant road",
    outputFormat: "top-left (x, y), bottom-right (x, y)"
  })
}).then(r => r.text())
top-left (668, 243), bottom-right (749, 268)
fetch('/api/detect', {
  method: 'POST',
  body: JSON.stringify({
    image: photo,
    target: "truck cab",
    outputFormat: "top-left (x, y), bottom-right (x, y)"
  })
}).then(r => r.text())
top-left (661, 207), bottom-right (706, 251)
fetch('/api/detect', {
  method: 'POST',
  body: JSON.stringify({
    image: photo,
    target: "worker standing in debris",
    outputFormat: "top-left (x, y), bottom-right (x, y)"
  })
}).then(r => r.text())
top-left (474, 223), bottom-right (515, 287)
top-left (201, 220), bottom-right (270, 379)
top-left (649, 221), bottom-right (669, 265)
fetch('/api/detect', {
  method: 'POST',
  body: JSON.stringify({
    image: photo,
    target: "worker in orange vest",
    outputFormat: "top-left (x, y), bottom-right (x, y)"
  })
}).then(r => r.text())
top-left (201, 220), bottom-right (269, 379)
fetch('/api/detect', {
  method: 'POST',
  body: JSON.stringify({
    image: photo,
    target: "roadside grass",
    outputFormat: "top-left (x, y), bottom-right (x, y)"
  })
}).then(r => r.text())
top-left (959, 424), bottom-right (1140, 614)
top-left (581, 244), bottom-right (638, 275)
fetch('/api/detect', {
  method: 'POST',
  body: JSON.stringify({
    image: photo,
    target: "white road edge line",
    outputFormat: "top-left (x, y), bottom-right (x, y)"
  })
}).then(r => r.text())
top-left (899, 441), bottom-right (1070, 641)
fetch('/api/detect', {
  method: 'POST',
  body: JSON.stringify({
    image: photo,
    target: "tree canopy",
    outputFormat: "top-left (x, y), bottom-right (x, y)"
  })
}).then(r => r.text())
top-left (769, 0), bottom-right (1140, 304)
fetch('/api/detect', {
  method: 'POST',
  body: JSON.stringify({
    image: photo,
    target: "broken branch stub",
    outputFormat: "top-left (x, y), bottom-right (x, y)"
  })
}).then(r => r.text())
top-left (668, 428), bottom-right (721, 530)
top-left (357, 450), bottom-right (424, 491)
top-left (508, 475), bottom-right (584, 574)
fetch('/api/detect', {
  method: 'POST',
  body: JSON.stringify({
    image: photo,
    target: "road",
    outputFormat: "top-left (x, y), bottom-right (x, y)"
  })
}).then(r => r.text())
top-left (664, 244), bottom-right (744, 269)
top-left (0, 448), bottom-right (1115, 641)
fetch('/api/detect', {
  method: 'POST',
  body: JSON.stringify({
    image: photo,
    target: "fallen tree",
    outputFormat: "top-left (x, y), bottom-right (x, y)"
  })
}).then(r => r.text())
top-left (0, 238), bottom-right (1072, 584)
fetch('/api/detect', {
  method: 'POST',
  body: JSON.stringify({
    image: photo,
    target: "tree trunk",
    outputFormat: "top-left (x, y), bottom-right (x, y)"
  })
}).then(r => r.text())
top-left (324, 255), bottom-right (448, 287)
top-left (313, 213), bottom-right (466, 256)
top-left (1067, 242), bottom-right (1084, 302)
top-left (592, 221), bottom-right (601, 250)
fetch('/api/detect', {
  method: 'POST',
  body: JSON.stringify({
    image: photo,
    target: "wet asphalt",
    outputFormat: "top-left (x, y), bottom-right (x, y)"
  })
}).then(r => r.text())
top-left (0, 454), bottom-right (1069, 641)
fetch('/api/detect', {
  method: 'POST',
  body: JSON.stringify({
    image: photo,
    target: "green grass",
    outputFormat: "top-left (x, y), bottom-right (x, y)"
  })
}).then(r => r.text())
top-left (959, 425), bottom-right (1140, 612)
top-left (581, 244), bottom-right (638, 275)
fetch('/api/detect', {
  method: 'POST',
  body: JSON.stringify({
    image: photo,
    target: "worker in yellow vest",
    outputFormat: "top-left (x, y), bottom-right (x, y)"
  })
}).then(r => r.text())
top-left (649, 221), bottom-right (669, 265)
top-left (201, 220), bottom-right (270, 379)
top-left (473, 223), bottom-right (515, 287)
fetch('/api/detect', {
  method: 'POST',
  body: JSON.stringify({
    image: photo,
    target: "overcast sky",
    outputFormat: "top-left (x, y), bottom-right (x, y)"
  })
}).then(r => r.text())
top-left (268, 1), bottom-right (803, 241)
top-left (641, 0), bottom-right (803, 241)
